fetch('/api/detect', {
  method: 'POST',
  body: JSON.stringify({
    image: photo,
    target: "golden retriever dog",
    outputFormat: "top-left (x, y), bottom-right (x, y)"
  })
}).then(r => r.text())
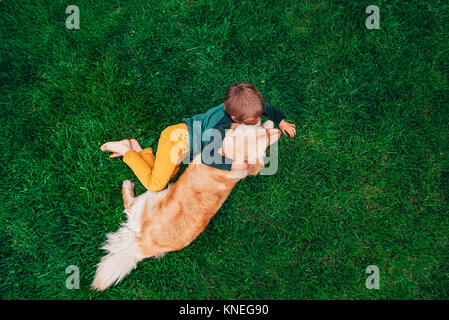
top-left (91, 120), bottom-right (281, 290)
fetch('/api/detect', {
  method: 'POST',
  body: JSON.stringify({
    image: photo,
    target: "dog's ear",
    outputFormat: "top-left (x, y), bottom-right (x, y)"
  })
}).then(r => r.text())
top-left (268, 128), bottom-right (281, 145)
top-left (247, 160), bottom-right (264, 176)
top-left (247, 164), bottom-right (258, 176)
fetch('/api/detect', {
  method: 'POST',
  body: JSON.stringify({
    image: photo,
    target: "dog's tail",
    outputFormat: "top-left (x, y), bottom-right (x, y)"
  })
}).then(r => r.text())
top-left (91, 224), bottom-right (144, 291)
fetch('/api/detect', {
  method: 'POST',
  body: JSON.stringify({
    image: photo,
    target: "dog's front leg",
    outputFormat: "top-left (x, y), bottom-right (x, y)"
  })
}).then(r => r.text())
top-left (122, 180), bottom-right (135, 210)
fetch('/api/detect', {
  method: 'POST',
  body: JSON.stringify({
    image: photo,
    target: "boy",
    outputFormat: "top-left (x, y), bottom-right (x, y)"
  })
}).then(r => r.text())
top-left (100, 83), bottom-right (296, 191)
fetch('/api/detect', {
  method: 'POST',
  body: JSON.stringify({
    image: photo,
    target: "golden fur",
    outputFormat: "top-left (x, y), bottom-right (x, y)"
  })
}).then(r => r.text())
top-left (91, 121), bottom-right (280, 290)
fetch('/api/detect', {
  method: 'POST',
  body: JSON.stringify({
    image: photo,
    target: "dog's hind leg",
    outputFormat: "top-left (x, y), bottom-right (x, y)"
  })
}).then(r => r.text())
top-left (122, 180), bottom-right (135, 210)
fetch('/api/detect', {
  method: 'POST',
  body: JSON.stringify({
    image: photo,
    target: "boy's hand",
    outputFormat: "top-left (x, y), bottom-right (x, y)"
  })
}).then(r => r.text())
top-left (279, 120), bottom-right (296, 138)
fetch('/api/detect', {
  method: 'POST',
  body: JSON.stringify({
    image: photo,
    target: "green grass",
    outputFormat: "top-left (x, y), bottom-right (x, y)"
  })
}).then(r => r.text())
top-left (1, 0), bottom-right (448, 299)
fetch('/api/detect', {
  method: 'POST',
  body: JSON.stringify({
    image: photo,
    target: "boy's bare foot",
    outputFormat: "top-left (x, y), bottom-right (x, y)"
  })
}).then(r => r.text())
top-left (129, 139), bottom-right (143, 153)
top-left (100, 139), bottom-right (132, 158)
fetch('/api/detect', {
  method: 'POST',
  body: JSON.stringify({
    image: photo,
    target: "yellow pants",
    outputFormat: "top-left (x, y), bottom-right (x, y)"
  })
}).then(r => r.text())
top-left (123, 123), bottom-right (189, 191)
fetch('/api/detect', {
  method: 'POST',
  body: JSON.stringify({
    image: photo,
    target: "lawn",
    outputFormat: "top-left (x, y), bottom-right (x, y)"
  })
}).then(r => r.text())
top-left (0, 0), bottom-right (448, 299)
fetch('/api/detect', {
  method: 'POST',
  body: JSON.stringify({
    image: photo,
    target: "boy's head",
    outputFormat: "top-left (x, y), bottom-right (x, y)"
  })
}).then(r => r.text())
top-left (224, 83), bottom-right (264, 125)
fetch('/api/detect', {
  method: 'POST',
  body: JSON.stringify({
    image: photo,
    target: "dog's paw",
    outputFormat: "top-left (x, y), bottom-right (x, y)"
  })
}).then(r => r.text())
top-left (122, 180), bottom-right (134, 189)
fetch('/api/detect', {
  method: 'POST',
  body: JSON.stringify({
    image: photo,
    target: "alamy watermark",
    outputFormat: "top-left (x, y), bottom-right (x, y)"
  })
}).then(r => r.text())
top-left (65, 265), bottom-right (80, 289)
top-left (172, 121), bottom-right (279, 175)
top-left (365, 265), bottom-right (380, 289)
top-left (66, 5), bottom-right (80, 30)
top-left (365, 5), bottom-right (380, 29)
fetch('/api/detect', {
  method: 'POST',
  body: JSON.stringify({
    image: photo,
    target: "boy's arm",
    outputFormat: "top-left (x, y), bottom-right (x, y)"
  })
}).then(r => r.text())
top-left (264, 101), bottom-right (296, 138)
top-left (263, 101), bottom-right (286, 125)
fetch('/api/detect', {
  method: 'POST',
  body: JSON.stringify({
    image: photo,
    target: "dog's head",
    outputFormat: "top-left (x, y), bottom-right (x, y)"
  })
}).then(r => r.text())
top-left (218, 120), bottom-right (281, 176)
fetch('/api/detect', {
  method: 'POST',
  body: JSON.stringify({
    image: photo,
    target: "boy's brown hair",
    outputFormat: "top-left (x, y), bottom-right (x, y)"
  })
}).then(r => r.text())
top-left (224, 83), bottom-right (265, 122)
